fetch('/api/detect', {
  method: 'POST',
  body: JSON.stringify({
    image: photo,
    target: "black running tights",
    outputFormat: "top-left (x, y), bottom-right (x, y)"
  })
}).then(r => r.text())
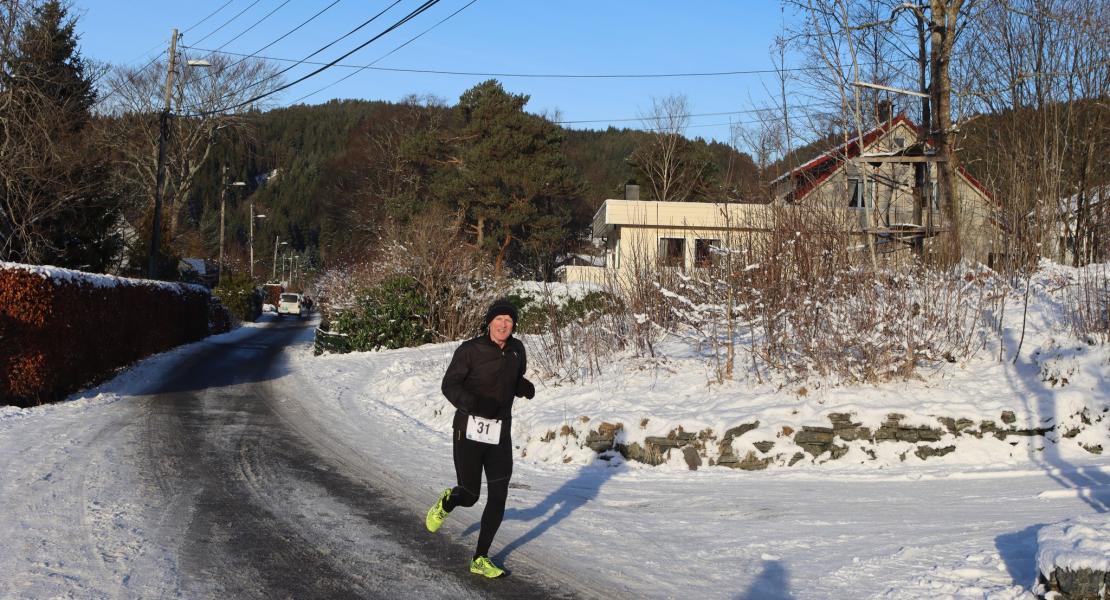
top-left (443, 428), bottom-right (513, 558)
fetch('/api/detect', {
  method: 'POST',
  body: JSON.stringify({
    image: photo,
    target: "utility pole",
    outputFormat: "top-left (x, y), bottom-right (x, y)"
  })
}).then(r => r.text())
top-left (148, 28), bottom-right (178, 279)
top-left (271, 235), bottom-right (280, 281)
top-left (249, 202), bottom-right (255, 279)
top-left (218, 164), bottom-right (227, 284)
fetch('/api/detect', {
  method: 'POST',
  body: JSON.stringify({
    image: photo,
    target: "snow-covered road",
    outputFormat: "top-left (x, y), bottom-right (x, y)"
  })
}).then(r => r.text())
top-left (2, 317), bottom-right (1107, 599)
top-left (0, 319), bottom-right (577, 599)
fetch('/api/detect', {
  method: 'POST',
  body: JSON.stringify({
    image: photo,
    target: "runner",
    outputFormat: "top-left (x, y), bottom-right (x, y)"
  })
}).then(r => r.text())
top-left (425, 298), bottom-right (535, 578)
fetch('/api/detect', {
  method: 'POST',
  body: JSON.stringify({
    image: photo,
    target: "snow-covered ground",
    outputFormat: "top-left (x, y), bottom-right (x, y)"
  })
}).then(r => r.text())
top-left (2, 262), bottom-right (1108, 598)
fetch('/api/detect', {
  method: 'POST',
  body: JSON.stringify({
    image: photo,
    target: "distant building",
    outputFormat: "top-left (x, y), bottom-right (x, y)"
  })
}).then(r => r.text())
top-left (179, 258), bottom-right (219, 288)
top-left (562, 115), bottom-right (1000, 286)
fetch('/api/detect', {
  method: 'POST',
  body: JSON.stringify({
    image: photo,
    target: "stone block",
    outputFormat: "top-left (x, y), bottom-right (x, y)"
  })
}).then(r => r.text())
top-left (794, 427), bottom-right (834, 444)
top-left (1001, 410), bottom-right (1017, 424)
top-left (828, 444), bottom-right (849, 460)
top-left (753, 441), bottom-right (775, 454)
top-left (787, 452), bottom-right (806, 466)
top-left (800, 443), bottom-right (828, 457)
top-left (835, 426), bottom-right (871, 442)
top-left (722, 421), bottom-right (760, 441)
top-left (874, 426), bottom-right (898, 441)
top-left (917, 428), bottom-right (943, 442)
top-left (895, 428), bottom-right (922, 443)
top-left (645, 436), bottom-right (684, 449)
top-left (585, 433), bottom-right (614, 453)
top-left (914, 445), bottom-right (956, 460)
top-left (1039, 567), bottom-right (1109, 600)
top-left (682, 446), bottom-right (701, 470)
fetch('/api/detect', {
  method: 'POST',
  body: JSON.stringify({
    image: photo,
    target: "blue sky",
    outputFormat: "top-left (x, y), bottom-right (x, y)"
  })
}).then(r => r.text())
top-left (72, 1), bottom-right (806, 144)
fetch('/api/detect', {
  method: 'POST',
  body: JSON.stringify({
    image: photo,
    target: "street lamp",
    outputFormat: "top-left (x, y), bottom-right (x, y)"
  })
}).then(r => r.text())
top-left (272, 238), bottom-right (287, 281)
top-left (218, 169), bottom-right (246, 285)
top-left (250, 203), bottom-right (266, 279)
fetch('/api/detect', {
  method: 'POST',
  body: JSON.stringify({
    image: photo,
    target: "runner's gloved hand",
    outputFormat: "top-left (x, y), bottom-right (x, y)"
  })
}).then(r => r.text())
top-left (516, 378), bottom-right (535, 399)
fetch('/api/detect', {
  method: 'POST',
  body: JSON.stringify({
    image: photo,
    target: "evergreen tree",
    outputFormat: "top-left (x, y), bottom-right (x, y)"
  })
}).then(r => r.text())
top-left (452, 80), bottom-right (585, 276)
top-left (0, 1), bottom-right (118, 270)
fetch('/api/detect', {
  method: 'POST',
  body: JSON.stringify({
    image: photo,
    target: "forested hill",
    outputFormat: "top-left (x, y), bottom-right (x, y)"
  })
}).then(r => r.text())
top-left (186, 97), bottom-right (759, 267)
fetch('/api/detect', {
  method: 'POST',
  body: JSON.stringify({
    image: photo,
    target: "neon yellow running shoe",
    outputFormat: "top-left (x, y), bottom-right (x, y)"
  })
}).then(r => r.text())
top-left (470, 555), bottom-right (505, 578)
top-left (425, 488), bottom-right (451, 533)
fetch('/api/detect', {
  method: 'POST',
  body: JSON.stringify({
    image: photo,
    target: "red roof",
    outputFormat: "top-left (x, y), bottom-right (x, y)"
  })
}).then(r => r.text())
top-left (775, 114), bottom-right (993, 204)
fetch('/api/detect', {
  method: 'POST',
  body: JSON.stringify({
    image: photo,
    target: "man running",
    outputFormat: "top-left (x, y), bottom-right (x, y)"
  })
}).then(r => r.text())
top-left (425, 298), bottom-right (535, 578)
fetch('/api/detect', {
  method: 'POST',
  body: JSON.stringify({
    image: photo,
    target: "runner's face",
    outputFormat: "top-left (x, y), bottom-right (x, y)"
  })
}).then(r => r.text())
top-left (489, 314), bottom-right (513, 345)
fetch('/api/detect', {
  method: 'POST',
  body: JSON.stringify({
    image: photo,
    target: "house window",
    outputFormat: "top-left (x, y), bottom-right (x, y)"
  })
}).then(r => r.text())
top-left (658, 237), bottom-right (685, 269)
top-left (893, 137), bottom-right (906, 149)
top-left (849, 178), bottom-right (866, 208)
top-left (695, 239), bottom-right (721, 268)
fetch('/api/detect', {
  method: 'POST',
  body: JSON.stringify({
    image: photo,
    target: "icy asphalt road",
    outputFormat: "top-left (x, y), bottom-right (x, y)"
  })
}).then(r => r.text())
top-left (0, 318), bottom-right (581, 599)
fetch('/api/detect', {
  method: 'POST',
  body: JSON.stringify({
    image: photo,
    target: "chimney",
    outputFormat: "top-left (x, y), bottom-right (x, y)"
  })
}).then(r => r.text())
top-left (876, 99), bottom-right (893, 123)
top-left (624, 184), bottom-right (640, 200)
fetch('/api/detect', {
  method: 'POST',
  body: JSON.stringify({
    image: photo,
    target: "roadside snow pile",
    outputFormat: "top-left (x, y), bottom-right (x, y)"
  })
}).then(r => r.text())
top-left (1035, 517), bottom-right (1110, 599)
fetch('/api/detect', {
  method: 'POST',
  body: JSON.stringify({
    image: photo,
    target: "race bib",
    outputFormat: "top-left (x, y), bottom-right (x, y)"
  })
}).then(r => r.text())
top-left (466, 416), bottom-right (502, 445)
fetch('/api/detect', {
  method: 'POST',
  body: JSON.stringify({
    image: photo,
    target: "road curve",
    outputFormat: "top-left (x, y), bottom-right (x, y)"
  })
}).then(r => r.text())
top-left (0, 318), bottom-right (582, 599)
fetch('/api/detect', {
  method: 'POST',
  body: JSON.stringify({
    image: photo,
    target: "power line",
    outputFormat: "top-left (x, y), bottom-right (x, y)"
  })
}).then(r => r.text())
top-left (116, 0), bottom-right (234, 69)
top-left (186, 0), bottom-right (445, 116)
top-left (175, 47), bottom-right (925, 79)
top-left (181, 0), bottom-right (347, 94)
top-left (211, 0), bottom-right (295, 53)
top-left (180, 0), bottom-right (405, 112)
top-left (181, 0), bottom-right (238, 36)
top-left (556, 108), bottom-right (806, 125)
top-left (289, 0), bottom-right (480, 105)
top-left (216, 0), bottom-right (346, 70)
top-left (188, 0), bottom-right (266, 47)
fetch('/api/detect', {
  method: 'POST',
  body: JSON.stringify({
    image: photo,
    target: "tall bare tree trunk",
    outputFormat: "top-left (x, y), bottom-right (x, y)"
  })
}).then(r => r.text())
top-left (929, 0), bottom-right (965, 260)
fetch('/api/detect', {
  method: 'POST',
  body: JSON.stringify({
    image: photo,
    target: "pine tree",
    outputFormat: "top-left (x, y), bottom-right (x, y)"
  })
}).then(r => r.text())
top-left (0, 1), bottom-right (119, 270)
top-left (452, 80), bottom-right (585, 276)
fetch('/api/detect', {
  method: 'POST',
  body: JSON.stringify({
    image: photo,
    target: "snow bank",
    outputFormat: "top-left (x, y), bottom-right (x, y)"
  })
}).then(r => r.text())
top-left (1037, 517), bottom-right (1110, 576)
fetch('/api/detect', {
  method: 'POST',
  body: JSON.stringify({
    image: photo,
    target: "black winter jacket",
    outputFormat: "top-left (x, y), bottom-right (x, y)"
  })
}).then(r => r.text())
top-left (441, 333), bottom-right (534, 432)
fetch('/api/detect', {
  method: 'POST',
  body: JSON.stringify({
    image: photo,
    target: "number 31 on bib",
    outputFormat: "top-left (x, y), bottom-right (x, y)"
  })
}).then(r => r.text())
top-left (466, 416), bottom-right (502, 444)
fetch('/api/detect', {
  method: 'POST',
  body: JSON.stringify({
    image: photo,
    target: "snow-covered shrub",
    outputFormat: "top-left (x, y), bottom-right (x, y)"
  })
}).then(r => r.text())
top-left (518, 286), bottom-right (628, 382)
top-left (212, 273), bottom-right (263, 323)
top-left (315, 211), bottom-right (507, 347)
top-left (333, 275), bottom-right (434, 351)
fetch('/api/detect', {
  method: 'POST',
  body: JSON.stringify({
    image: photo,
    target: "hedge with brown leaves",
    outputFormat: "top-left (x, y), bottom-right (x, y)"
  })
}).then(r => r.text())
top-left (0, 265), bottom-right (210, 407)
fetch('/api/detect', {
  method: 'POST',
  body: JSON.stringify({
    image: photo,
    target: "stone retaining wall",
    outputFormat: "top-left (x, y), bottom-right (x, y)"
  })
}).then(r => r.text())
top-left (576, 408), bottom-right (1104, 471)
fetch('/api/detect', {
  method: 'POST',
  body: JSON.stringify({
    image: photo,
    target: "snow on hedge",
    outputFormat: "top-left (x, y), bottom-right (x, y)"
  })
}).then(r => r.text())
top-left (0, 261), bottom-right (207, 294)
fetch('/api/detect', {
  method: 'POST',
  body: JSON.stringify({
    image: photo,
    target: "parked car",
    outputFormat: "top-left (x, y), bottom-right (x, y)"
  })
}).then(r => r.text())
top-left (277, 293), bottom-right (303, 318)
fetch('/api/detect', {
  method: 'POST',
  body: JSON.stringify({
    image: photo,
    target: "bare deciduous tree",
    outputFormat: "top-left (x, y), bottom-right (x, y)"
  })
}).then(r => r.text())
top-left (629, 94), bottom-right (717, 202)
top-left (98, 49), bottom-right (284, 247)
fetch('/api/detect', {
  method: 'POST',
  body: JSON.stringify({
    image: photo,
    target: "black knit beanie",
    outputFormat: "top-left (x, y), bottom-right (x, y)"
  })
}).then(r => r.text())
top-left (484, 299), bottom-right (519, 330)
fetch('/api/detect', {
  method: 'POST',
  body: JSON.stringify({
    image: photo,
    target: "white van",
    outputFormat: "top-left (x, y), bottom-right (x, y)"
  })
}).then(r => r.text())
top-left (277, 293), bottom-right (303, 318)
